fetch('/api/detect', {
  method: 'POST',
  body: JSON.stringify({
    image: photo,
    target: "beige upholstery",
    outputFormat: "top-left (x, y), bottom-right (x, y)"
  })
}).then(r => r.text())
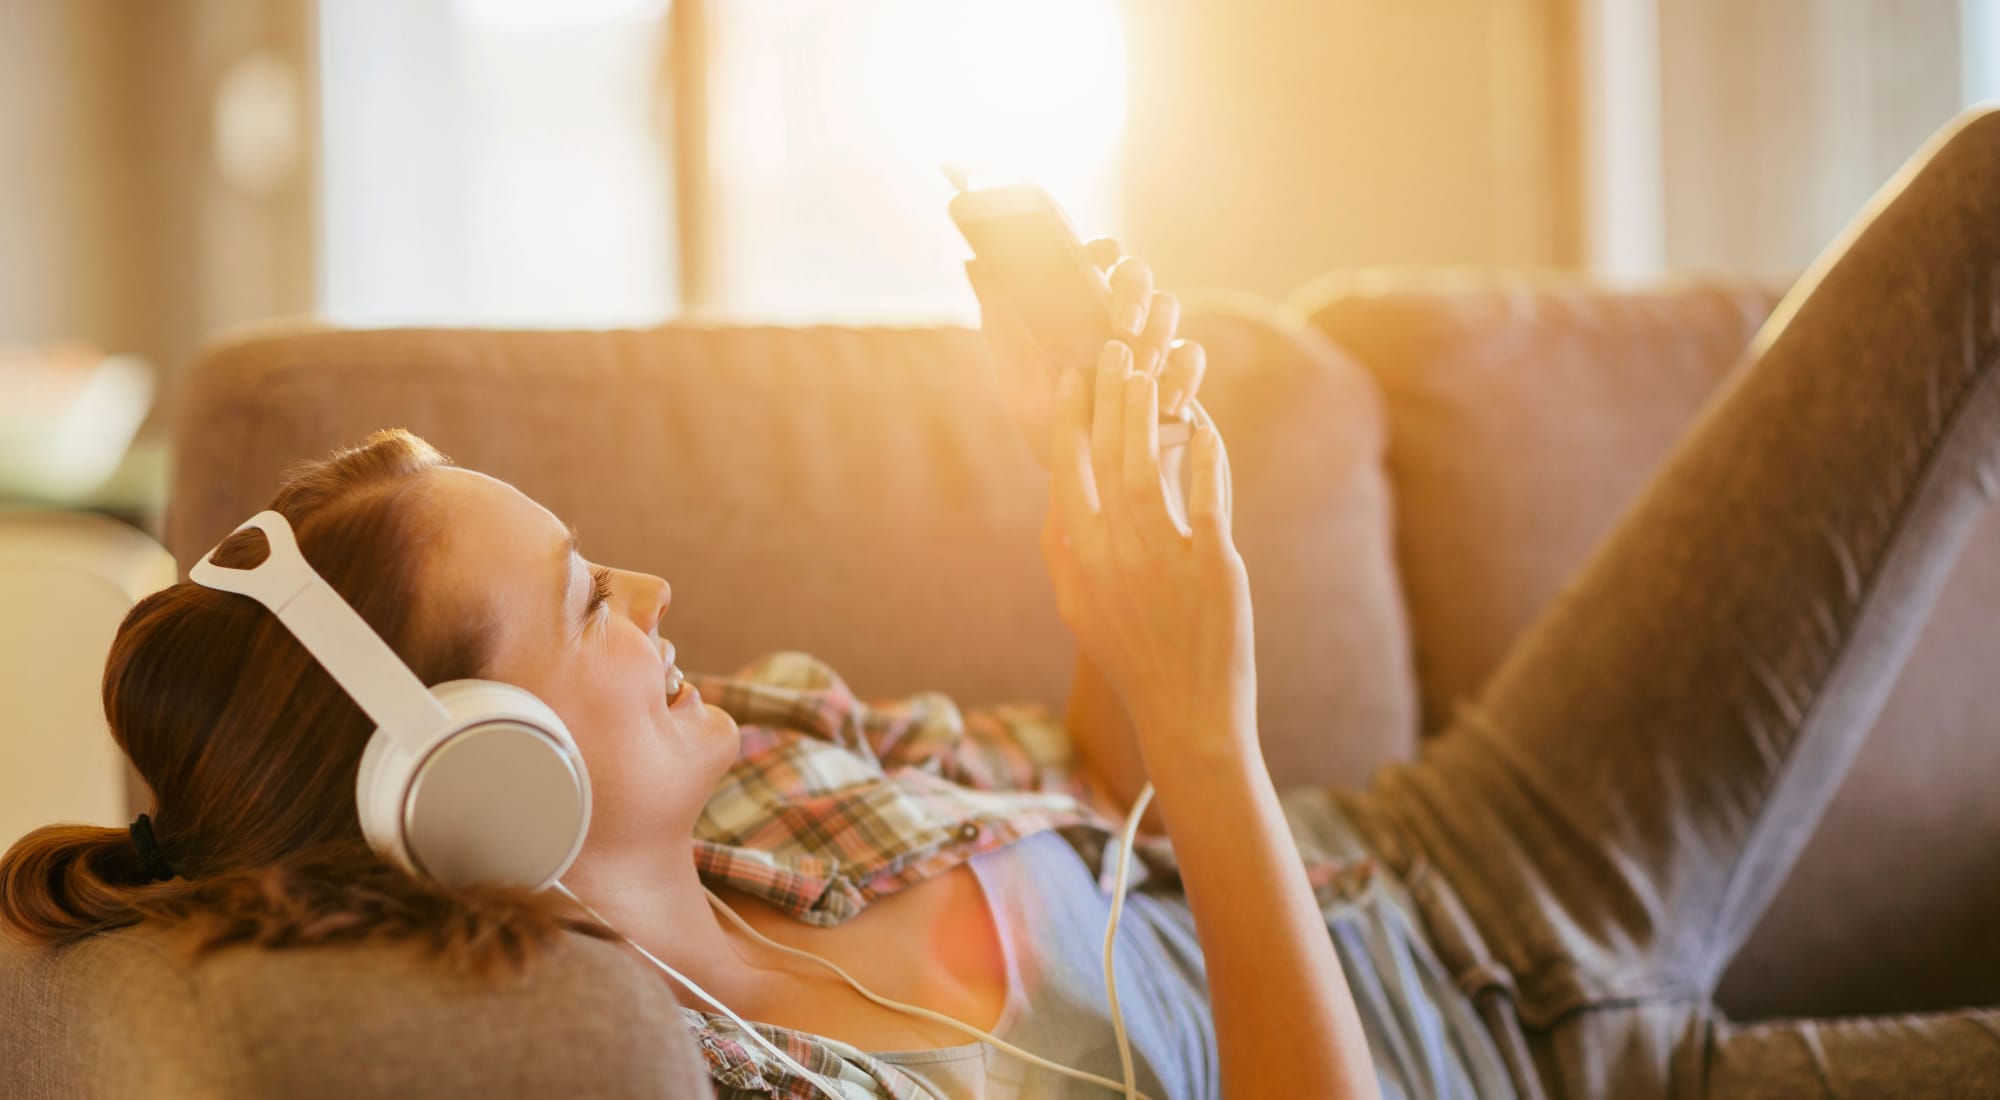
top-left (1299, 273), bottom-right (2000, 1020)
top-left (0, 923), bottom-right (707, 1098)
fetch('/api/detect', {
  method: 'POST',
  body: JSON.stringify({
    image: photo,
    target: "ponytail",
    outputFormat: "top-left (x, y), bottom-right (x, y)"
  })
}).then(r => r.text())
top-left (1, 824), bottom-right (614, 976)
top-left (0, 823), bottom-right (181, 944)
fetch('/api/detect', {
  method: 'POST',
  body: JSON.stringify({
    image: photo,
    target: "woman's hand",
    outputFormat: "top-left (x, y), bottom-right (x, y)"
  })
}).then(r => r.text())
top-left (1041, 339), bottom-right (1256, 758)
top-left (1046, 339), bottom-right (1381, 1100)
top-left (969, 241), bottom-right (1207, 470)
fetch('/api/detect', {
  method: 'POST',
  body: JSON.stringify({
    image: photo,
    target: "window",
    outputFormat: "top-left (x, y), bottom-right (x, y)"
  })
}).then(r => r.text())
top-left (695, 0), bottom-right (1127, 323)
top-left (316, 0), bottom-right (1126, 327)
top-left (318, 0), bottom-right (676, 327)
top-left (1968, 0), bottom-right (2000, 102)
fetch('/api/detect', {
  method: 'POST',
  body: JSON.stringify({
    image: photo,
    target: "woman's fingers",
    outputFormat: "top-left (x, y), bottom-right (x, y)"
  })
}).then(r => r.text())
top-left (1049, 365), bottom-right (1102, 542)
top-left (1091, 343), bottom-right (1134, 537)
top-left (1185, 422), bottom-right (1233, 546)
top-left (1160, 339), bottom-right (1206, 421)
top-left (1051, 333), bottom-right (1209, 592)
top-left (1083, 236), bottom-right (1123, 272)
top-left (1107, 258), bottom-right (1154, 340)
top-left (1121, 371), bottom-right (1179, 550)
top-left (1134, 291), bottom-right (1180, 377)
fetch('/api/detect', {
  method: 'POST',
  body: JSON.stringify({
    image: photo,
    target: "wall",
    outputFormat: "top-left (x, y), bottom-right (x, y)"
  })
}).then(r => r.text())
top-left (0, 2), bottom-right (155, 356)
top-left (0, 0), bottom-right (316, 426)
top-left (1117, 0), bottom-right (1582, 298)
top-left (1658, 0), bottom-right (1968, 276)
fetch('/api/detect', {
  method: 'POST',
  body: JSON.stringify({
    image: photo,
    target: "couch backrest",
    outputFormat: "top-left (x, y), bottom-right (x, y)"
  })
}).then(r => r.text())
top-left (1298, 272), bottom-right (2000, 1019)
top-left (166, 304), bottom-right (1417, 790)
top-left (1297, 274), bottom-right (1786, 732)
top-left (0, 924), bottom-right (708, 1098)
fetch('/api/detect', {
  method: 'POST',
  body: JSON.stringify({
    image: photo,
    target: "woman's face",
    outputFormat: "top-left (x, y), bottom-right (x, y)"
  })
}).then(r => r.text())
top-left (419, 467), bottom-right (739, 849)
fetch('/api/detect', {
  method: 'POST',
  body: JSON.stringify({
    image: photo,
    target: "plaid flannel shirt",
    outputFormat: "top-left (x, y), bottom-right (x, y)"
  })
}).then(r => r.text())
top-left (677, 650), bottom-right (1367, 1099)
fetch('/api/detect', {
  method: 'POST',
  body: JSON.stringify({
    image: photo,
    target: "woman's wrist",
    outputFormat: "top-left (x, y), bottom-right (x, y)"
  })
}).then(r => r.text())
top-left (1128, 707), bottom-right (1263, 791)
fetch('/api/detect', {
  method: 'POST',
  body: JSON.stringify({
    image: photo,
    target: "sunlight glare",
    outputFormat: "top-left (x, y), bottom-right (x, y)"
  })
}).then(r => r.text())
top-left (453, 0), bottom-right (668, 32)
top-left (705, 0), bottom-right (1129, 320)
top-left (857, 0), bottom-right (1127, 216)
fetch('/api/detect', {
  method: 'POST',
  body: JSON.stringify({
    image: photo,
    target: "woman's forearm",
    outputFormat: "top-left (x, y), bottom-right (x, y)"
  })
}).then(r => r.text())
top-left (1064, 650), bottom-right (1153, 817)
top-left (1142, 727), bottom-right (1382, 1100)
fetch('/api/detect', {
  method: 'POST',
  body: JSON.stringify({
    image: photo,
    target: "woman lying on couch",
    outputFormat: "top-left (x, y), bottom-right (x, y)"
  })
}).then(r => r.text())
top-left (9, 109), bottom-right (2000, 1099)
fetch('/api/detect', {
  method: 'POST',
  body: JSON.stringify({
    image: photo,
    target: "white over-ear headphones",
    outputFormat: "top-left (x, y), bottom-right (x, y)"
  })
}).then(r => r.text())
top-left (190, 509), bottom-right (591, 890)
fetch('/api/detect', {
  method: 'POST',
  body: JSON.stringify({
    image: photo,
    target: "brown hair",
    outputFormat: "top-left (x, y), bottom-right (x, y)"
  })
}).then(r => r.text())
top-left (0, 429), bottom-right (613, 975)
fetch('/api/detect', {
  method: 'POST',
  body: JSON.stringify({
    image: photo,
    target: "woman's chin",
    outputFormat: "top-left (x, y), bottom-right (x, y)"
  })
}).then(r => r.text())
top-left (706, 706), bottom-right (742, 752)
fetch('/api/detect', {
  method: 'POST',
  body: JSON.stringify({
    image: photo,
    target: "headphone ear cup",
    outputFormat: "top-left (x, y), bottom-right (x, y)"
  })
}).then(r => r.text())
top-left (355, 680), bottom-right (591, 890)
top-left (356, 728), bottom-right (418, 877)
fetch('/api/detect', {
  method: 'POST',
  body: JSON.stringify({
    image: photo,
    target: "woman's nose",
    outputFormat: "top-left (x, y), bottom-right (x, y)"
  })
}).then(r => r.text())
top-left (628, 571), bottom-right (670, 633)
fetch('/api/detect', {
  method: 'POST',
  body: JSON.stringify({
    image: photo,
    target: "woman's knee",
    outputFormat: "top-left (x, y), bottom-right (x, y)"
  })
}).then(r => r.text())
top-left (1895, 105), bottom-right (2000, 229)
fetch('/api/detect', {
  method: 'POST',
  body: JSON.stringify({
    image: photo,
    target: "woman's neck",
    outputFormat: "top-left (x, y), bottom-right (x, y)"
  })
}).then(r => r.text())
top-left (555, 839), bottom-right (784, 1009)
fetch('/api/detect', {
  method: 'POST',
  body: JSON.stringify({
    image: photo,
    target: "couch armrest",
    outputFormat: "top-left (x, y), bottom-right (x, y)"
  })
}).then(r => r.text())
top-left (1, 925), bottom-right (713, 1099)
top-left (0, 513), bottom-right (176, 847)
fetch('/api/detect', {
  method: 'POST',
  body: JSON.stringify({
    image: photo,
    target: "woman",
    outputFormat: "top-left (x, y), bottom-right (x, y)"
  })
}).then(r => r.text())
top-left (9, 109), bottom-right (2000, 1099)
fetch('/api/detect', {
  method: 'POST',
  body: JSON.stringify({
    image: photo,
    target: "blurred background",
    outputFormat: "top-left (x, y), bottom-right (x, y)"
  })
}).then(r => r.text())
top-left (1, 0), bottom-right (1996, 521)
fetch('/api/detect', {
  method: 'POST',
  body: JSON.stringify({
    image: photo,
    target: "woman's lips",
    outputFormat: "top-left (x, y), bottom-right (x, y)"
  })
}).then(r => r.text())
top-left (668, 674), bottom-right (699, 709)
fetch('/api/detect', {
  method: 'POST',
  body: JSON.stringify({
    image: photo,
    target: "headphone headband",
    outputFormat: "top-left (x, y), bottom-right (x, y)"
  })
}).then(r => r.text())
top-left (190, 510), bottom-right (452, 745)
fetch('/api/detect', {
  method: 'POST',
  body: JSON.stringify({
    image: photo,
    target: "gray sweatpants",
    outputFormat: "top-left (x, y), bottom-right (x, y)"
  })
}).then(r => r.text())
top-left (1334, 106), bottom-right (2000, 1099)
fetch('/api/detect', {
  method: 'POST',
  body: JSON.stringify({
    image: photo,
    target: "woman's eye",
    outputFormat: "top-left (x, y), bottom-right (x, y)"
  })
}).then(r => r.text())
top-left (586, 567), bottom-right (613, 616)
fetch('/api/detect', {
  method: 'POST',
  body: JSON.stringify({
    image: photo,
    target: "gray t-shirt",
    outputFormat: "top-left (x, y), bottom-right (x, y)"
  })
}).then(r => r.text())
top-left (870, 788), bottom-right (1517, 1099)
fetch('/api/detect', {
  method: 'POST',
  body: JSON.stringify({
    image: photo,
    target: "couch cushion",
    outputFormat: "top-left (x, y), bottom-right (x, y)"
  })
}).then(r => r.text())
top-left (167, 307), bottom-right (1413, 793)
top-left (0, 924), bottom-right (709, 1098)
top-left (1296, 273), bottom-right (1785, 732)
top-left (1298, 272), bottom-right (2000, 1018)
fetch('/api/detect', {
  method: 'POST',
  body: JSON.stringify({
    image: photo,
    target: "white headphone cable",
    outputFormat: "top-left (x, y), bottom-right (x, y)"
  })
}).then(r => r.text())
top-left (550, 880), bottom-right (847, 1099)
top-left (555, 783), bottom-right (1161, 1100)
top-left (701, 880), bottom-right (1157, 1100)
top-left (1104, 782), bottom-right (1155, 1100)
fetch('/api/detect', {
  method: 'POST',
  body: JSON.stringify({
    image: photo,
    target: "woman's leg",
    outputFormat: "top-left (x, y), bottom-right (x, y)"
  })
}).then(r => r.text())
top-left (1335, 105), bottom-right (2000, 1098)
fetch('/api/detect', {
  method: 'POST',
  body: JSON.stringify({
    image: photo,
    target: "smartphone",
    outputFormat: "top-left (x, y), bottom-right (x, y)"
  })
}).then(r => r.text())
top-left (948, 176), bottom-right (1195, 451)
top-left (948, 174), bottom-right (1201, 523)
top-left (948, 179), bottom-right (1115, 381)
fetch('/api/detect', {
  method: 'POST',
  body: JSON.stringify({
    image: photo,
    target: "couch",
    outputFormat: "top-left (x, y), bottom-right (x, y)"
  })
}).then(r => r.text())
top-left (6, 274), bottom-right (1996, 1096)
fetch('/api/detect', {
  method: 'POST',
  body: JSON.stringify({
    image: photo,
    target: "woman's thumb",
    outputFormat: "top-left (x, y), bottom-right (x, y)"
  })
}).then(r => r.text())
top-left (1186, 424), bottom-right (1230, 543)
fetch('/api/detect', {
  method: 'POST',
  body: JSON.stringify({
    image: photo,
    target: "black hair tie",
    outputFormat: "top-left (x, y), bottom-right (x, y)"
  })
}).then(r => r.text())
top-left (128, 813), bottom-right (177, 882)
